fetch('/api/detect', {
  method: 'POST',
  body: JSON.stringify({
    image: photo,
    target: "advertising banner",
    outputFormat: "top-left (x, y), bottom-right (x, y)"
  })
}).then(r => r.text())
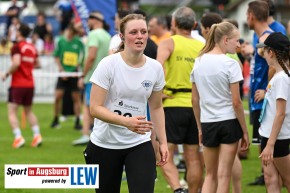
top-left (5, 164), bottom-right (99, 189)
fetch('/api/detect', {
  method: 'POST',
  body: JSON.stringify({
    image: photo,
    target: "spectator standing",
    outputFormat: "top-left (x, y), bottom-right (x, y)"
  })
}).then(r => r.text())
top-left (50, 24), bottom-right (84, 129)
top-left (1, 23), bottom-right (42, 148)
top-left (43, 33), bottom-right (55, 55)
top-left (0, 37), bottom-right (13, 55)
top-left (72, 11), bottom-right (111, 145)
top-left (157, 7), bottom-right (204, 193)
top-left (191, 21), bottom-right (249, 193)
top-left (28, 32), bottom-right (44, 55)
top-left (33, 12), bottom-right (53, 40)
top-left (84, 13), bottom-right (168, 193)
top-left (8, 16), bottom-right (20, 43)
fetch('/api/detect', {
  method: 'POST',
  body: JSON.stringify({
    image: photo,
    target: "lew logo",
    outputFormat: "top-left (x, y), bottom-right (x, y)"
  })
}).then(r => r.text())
top-left (70, 167), bottom-right (98, 186)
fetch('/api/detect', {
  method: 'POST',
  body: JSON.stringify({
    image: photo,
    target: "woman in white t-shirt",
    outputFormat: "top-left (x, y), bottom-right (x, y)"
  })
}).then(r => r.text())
top-left (190, 22), bottom-right (249, 193)
top-left (256, 32), bottom-right (290, 193)
top-left (84, 14), bottom-right (168, 193)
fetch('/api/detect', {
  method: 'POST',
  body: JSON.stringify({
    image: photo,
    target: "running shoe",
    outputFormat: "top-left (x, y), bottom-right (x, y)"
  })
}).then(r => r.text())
top-left (12, 136), bottom-right (25, 148)
top-left (31, 134), bottom-right (42, 147)
top-left (72, 135), bottom-right (90, 146)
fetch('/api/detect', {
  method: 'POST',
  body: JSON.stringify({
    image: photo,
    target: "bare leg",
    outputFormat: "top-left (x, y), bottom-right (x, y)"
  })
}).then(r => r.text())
top-left (71, 91), bottom-right (81, 118)
top-left (53, 89), bottom-right (64, 117)
top-left (7, 103), bottom-right (20, 130)
top-left (231, 155), bottom-right (242, 193)
top-left (23, 105), bottom-right (38, 127)
top-left (160, 143), bottom-right (181, 191)
top-left (184, 144), bottom-right (203, 193)
top-left (217, 142), bottom-right (239, 193)
top-left (202, 146), bottom-right (219, 193)
top-left (274, 155), bottom-right (290, 192)
top-left (263, 159), bottom-right (281, 193)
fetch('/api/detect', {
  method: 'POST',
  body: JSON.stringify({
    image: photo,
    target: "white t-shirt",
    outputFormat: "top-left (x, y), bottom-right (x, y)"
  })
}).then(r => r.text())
top-left (191, 30), bottom-right (206, 44)
top-left (190, 54), bottom-right (243, 122)
top-left (259, 71), bottom-right (290, 139)
top-left (108, 34), bottom-right (121, 53)
top-left (89, 52), bottom-right (165, 149)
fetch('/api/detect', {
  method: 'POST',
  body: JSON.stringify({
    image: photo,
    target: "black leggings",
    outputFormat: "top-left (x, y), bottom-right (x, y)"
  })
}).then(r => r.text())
top-left (84, 141), bottom-right (156, 193)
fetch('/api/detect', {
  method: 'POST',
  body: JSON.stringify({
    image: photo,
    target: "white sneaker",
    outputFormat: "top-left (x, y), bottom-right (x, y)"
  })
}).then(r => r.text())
top-left (72, 135), bottom-right (90, 145)
top-left (180, 179), bottom-right (188, 189)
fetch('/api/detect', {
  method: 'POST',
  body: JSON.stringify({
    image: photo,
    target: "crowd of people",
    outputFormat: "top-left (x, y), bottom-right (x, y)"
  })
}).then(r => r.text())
top-left (1, 0), bottom-right (290, 193)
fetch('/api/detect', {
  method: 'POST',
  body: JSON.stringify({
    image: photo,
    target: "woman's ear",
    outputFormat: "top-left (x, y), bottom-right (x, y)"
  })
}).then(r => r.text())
top-left (269, 49), bottom-right (275, 58)
top-left (224, 36), bottom-right (228, 45)
top-left (120, 34), bottom-right (124, 41)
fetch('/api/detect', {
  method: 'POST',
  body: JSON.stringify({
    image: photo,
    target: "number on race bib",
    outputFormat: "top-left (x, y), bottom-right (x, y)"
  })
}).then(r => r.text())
top-left (113, 110), bottom-right (132, 117)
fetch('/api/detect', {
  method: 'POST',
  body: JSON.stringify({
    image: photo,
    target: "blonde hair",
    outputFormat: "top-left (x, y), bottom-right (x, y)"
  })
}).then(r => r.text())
top-left (115, 14), bottom-right (146, 53)
top-left (199, 22), bottom-right (238, 57)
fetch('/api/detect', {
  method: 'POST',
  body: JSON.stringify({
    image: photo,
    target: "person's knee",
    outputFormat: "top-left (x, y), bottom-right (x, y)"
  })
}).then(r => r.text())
top-left (72, 92), bottom-right (81, 101)
top-left (264, 172), bottom-right (279, 187)
top-left (205, 172), bottom-right (218, 181)
top-left (218, 168), bottom-right (232, 180)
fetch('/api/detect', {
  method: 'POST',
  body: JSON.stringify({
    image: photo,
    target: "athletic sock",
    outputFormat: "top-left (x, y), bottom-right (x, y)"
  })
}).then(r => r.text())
top-left (32, 125), bottom-right (40, 137)
top-left (13, 128), bottom-right (22, 138)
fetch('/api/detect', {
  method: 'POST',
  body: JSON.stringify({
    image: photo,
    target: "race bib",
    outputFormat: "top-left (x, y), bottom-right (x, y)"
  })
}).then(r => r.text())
top-left (63, 52), bottom-right (78, 66)
top-left (110, 99), bottom-right (145, 128)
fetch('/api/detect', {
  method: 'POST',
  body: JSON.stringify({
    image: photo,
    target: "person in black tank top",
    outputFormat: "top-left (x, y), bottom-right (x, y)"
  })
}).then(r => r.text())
top-left (33, 12), bottom-right (52, 40)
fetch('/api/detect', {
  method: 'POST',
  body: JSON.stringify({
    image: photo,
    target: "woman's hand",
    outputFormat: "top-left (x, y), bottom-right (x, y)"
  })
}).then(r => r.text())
top-left (124, 116), bottom-right (153, 135)
top-left (156, 143), bottom-right (168, 166)
top-left (162, 93), bottom-right (173, 100)
top-left (77, 77), bottom-right (84, 90)
top-left (259, 144), bottom-right (274, 167)
top-left (240, 132), bottom-right (250, 152)
top-left (254, 89), bottom-right (266, 103)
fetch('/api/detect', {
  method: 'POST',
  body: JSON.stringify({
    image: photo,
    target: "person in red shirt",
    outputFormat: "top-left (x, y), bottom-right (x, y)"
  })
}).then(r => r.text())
top-left (1, 23), bottom-right (42, 148)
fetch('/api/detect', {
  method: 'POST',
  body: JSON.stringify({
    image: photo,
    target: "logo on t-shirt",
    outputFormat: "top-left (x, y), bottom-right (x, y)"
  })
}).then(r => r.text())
top-left (141, 80), bottom-right (152, 91)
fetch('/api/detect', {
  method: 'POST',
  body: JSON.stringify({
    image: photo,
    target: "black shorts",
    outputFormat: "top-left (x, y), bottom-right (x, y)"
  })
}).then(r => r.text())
top-left (252, 110), bottom-right (261, 144)
top-left (56, 77), bottom-right (79, 91)
top-left (261, 137), bottom-right (290, 158)
top-left (164, 107), bottom-right (198, 145)
top-left (8, 87), bottom-right (34, 105)
top-left (201, 119), bottom-right (242, 147)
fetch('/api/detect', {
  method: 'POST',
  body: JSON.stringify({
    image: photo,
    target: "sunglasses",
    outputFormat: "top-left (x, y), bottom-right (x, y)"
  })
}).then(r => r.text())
top-left (88, 15), bottom-right (103, 22)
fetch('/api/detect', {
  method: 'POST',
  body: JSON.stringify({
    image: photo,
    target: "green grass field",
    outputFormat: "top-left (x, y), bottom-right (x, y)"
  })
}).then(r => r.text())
top-left (0, 102), bottom-right (288, 193)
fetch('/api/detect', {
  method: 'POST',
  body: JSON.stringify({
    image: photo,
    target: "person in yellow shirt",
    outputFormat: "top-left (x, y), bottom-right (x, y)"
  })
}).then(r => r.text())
top-left (148, 16), bottom-right (171, 45)
top-left (0, 37), bottom-right (13, 55)
top-left (157, 7), bottom-right (204, 193)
